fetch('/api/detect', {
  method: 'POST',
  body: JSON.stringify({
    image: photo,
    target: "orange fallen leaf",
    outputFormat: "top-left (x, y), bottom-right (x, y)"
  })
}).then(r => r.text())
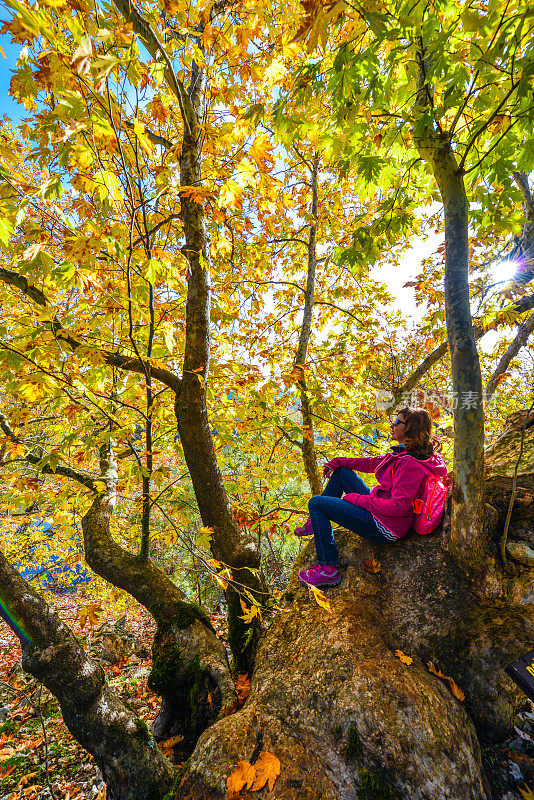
top-left (428, 662), bottom-right (465, 701)
top-left (449, 677), bottom-right (465, 702)
top-left (395, 650), bottom-right (413, 665)
top-left (226, 759), bottom-right (256, 795)
top-left (363, 558), bottom-right (381, 574)
top-left (19, 772), bottom-right (39, 786)
top-left (160, 733), bottom-right (184, 751)
top-left (250, 751), bottom-right (281, 792)
top-left (235, 674), bottom-right (251, 706)
top-left (0, 765), bottom-right (15, 778)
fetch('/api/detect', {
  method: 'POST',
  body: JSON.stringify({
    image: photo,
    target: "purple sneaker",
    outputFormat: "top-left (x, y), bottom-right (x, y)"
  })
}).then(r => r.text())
top-left (294, 517), bottom-right (313, 537)
top-left (298, 564), bottom-right (341, 587)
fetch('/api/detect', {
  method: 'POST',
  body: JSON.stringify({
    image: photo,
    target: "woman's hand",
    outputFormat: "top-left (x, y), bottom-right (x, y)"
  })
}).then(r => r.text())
top-left (323, 458), bottom-right (342, 478)
top-left (342, 493), bottom-right (360, 505)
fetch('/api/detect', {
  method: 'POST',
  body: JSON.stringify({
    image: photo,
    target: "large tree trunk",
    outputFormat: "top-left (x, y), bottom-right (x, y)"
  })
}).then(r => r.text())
top-left (414, 52), bottom-right (486, 577)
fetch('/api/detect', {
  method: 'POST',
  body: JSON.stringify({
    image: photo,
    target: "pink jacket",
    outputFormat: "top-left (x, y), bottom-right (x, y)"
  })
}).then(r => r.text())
top-left (334, 447), bottom-right (448, 538)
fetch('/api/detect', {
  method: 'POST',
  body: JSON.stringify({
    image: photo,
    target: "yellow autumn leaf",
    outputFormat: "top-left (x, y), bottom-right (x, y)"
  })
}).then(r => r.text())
top-left (133, 119), bottom-right (154, 156)
top-left (519, 783), bottom-right (534, 800)
top-left (309, 584), bottom-right (331, 612)
top-left (249, 134), bottom-right (274, 172)
top-left (239, 598), bottom-right (259, 623)
top-left (19, 383), bottom-right (42, 402)
top-left (219, 179), bottom-right (243, 210)
top-left (250, 751), bottom-right (281, 792)
top-left (395, 650), bottom-right (413, 665)
top-left (226, 759), bottom-right (256, 794)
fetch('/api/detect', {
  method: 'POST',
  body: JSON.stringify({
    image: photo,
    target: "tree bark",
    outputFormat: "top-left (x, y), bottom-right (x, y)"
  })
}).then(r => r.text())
top-left (0, 550), bottom-right (174, 800)
top-left (414, 52), bottom-right (486, 576)
top-left (294, 152), bottom-right (322, 497)
top-left (175, 519), bottom-right (534, 800)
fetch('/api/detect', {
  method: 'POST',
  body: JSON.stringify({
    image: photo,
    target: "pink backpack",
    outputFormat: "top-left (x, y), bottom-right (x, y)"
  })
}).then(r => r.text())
top-left (412, 474), bottom-right (450, 535)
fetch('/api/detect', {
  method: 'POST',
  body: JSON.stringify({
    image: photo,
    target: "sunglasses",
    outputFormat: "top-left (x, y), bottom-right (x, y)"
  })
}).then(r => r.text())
top-left (390, 418), bottom-right (406, 427)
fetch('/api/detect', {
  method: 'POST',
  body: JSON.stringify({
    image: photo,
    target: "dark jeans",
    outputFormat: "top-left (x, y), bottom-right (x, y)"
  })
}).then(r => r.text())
top-left (308, 468), bottom-right (394, 566)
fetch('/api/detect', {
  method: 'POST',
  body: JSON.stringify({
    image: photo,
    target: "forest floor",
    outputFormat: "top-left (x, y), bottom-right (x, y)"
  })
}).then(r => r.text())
top-left (0, 587), bottom-right (533, 800)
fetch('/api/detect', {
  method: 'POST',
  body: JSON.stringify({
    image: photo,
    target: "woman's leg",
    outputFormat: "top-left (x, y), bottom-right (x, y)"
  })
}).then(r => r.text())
top-left (294, 468), bottom-right (370, 538)
top-left (308, 495), bottom-right (394, 565)
top-left (322, 468), bottom-right (371, 499)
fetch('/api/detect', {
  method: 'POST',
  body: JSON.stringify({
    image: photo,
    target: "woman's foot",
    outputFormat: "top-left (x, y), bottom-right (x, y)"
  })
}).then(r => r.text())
top-left (298, 564), bottom-right (341, 587)
top-left (294, 517), bottom-right (313, 537)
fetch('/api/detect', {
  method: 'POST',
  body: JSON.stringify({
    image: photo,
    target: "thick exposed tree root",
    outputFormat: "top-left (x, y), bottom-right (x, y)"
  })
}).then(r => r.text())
top-left (175, 528), bottom-right (530, 800)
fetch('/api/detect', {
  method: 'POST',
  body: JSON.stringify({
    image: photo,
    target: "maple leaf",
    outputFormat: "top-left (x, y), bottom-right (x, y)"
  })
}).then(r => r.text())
top-left (251, 751), bottom-right (281, 792)
top-left (363, 558), bottom-right (381, 574)
top-left (427, 662), bottom-right (465, 701)
top-left (239, 598), bottom-right (260, 623)
top-left (226, 759), bottom-right (256, 794)
top-left (76, 602), bottom-right (103, 629)
top-left (219, 180), bottom-right (243, 210)
top-left (395, 650), bottom-right (413, 665)
top-left (235, 673), bottom-right (251, 705)
top-left (308, 584), bottom-right (332, 612)
top-left (249, 134), bottom-right (274, 172)
top-left (179, 185), bottom-right (213, 205)
top-left (70, 35), bottom-right (93, 76)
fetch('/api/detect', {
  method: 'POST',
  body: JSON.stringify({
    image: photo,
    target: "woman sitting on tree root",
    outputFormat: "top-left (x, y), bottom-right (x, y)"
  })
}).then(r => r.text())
top-left (295, 407), bottom-right (447, 588)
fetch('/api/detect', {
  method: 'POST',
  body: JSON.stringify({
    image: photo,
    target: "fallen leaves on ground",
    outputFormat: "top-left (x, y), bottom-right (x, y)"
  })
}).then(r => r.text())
top-left (395, 650), bottom-right (413, 665)
top-left (363, 558), bottom-right (381, 574)
top-left (427, 661), bottom-right (465, 701)
top-left (226, 751), bottom-right (281, 796)
top-left (0, 590), bottom-right (158, 797)
top-left (308, 585), bottom-right (331, 612)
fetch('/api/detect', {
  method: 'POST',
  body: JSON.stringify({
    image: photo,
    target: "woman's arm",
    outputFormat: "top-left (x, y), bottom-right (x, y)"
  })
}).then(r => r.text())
top-left (344, 461), bottom-right (425, 515)
top-left (324, 455), bottom-right (386, 475)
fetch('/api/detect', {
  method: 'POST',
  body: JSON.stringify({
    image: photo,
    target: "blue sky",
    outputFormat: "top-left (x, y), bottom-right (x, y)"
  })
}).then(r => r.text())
top-left (0, 32), bottom-right (24, 123)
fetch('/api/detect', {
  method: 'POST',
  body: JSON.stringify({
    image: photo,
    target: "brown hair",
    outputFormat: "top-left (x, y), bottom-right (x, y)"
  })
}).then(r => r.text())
top-left (397, 407), bottom-right (442, 459)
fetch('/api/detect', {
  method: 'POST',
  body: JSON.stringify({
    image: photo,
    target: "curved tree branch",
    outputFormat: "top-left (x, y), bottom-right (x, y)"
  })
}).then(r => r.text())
top-left (0, 268), bottom-right (181, 393)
